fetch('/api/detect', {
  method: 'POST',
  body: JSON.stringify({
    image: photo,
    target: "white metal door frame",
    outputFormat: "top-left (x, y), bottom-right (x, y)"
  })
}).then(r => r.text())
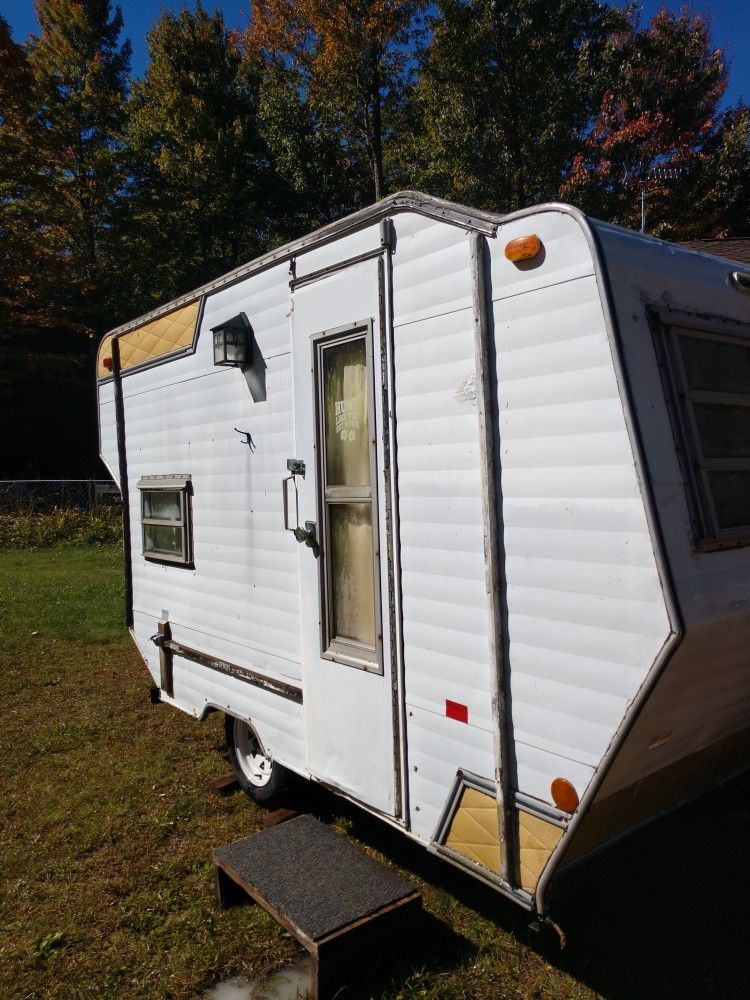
top-left (290, 247), bottom-right (404, 819)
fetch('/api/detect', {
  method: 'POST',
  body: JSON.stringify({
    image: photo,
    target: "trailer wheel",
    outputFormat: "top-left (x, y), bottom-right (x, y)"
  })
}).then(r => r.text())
top-left (225, 714), bottom-right (286, 804)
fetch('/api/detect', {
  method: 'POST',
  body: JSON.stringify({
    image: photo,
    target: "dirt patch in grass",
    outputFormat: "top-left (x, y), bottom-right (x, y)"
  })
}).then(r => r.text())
top-left (3, 546), bottom-right (747, 999)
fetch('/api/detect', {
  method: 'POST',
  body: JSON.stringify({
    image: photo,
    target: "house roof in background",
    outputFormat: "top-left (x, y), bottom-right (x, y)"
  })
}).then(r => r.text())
top-left (678, 239), bottom-right (750, 266)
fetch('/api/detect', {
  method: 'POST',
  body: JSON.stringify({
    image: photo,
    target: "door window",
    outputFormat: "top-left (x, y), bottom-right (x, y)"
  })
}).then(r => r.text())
top-left (315, 328), bottom-right (381, 670)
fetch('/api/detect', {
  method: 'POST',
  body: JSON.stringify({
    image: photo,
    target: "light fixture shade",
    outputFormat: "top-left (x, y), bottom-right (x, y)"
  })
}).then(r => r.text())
top-left (212, 313), bottom-right (252, 367)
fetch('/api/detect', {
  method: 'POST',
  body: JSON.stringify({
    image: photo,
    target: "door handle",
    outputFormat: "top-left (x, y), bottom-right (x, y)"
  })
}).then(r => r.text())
top-left (282, 473), bottom-right (298, 533)
top-left (283, 460), bottom-right (318, 550)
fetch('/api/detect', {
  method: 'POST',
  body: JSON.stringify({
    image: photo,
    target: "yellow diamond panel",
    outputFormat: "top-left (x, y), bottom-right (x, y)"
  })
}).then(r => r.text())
top-left (97, 301), bottom-right (199, 379)
top-left (445, 787), bottom-right (503, 874)
top-left (518, 811), bottom-right (563, 893)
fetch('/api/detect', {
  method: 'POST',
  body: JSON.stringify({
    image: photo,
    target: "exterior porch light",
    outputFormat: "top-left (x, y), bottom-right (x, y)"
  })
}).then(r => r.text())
top-left (212, 313), bottom-right (252, 367)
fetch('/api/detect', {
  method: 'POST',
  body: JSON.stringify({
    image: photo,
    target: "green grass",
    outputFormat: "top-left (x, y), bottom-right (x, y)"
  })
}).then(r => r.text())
top-left (1, 545), bottom-right (594, 1000)
top-left (0, 547), bottom-right (125, 650)
top-left (0, 547), bottom-right (295, 1000)
top-left (2, 545), bottom-right (747, 999)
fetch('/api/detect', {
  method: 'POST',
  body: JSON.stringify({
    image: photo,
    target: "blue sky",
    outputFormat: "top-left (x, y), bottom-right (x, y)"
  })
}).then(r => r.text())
top-left (2, 0), bottom-right (748, 107)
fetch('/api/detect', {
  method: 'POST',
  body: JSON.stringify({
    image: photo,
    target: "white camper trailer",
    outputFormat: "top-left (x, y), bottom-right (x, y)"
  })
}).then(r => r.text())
top-left (97, 192), bottom-right (750, 917)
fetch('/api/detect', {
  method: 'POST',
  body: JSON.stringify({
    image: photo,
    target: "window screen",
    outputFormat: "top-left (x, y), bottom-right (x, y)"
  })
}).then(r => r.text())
top-left (138, 476), bottom-right (193, 565)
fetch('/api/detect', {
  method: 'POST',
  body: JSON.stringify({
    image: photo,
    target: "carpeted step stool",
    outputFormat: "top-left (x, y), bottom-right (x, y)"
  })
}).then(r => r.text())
top-left (213, 813), bottom-right (422, 1000)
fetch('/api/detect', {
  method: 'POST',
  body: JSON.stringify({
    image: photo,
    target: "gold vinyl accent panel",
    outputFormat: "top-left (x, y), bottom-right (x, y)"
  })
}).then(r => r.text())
top-left (518, 811), bottom-right (563, 893)
top-left (442, 784), bottom-right (563, 891)
top-left (444, 787), bottom-right (503, 874)
top-left (97, 301), bottom-right (200, 379)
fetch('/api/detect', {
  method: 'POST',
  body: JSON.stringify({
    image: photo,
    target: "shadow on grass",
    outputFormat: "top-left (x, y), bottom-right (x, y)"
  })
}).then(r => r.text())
top-left (551, 768), bottom-right (750, 1000)
top-left (343, 910), bottom-right (478, 1000)
top-left (263, 766), bottom-right (750, 1000)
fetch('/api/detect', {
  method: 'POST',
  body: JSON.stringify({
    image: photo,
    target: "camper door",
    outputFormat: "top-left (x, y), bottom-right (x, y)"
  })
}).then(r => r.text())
top-left (290, 253), bottom-right (399, 817)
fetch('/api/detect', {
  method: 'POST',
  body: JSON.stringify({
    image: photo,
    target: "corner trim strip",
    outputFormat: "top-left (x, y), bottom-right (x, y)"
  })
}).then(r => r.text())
top-left (111, 338), bottom-right (134, 629)
top-left (470, 232), bottom-right (517, 888)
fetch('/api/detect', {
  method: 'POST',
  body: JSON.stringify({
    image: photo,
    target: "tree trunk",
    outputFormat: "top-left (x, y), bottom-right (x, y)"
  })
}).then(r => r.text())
top-left (370, 49), bottom-right (385, 200)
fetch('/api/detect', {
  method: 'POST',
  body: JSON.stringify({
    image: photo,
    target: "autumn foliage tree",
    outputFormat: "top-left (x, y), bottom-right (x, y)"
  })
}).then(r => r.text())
top-left (246, 0), bottom-right (427, 201)
top-left (561, 6), bottom-right (734, 236)
top-left (1, 0), bottom-right (749, 477)
top-left (696, 105), bottom-right (750, 237)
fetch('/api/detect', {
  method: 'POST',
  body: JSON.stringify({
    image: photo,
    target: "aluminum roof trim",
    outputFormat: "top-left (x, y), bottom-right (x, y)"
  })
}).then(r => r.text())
top-left (102, 191), bottom-right (511, 342)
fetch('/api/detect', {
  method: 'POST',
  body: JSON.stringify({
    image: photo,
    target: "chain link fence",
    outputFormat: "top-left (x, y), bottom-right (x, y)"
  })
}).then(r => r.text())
top-left (0, 480), bottom-right (121, 513)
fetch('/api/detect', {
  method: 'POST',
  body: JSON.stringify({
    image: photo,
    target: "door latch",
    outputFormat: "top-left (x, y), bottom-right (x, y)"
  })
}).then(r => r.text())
top-left (295, 520), bottom-right (317, 547)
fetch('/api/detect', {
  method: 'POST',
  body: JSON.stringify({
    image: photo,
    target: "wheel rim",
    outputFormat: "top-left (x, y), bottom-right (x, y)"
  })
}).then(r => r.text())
top-left (233, 720), bottom-right (273, 788)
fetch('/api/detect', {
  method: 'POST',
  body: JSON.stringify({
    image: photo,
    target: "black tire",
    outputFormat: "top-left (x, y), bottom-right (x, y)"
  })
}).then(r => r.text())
top-left (224, 713), bottom-right (287, 805)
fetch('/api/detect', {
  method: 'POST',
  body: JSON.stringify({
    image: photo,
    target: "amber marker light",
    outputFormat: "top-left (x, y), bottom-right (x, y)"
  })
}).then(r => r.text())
top-left (551, 777), bottom-right (579, 813)
top-left (504, 234), bottom-right (542, 263)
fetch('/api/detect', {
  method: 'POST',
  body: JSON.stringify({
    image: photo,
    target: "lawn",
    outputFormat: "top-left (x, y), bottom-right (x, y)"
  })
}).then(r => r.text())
top-left (1, 545), bottom-right (748, 999)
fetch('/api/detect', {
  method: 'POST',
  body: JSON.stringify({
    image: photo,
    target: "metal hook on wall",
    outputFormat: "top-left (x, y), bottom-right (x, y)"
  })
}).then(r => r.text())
top-left (234, 427), bottom-right (256, 452)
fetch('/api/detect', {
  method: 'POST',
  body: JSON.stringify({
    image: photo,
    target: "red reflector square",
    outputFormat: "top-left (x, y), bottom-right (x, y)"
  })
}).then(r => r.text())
top-left (445, 699), bottom-right (468, 723)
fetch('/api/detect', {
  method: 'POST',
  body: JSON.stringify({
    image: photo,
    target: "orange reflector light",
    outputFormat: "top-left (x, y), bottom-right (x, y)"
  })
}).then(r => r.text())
top-left (551, 777), bottom-right (579, 813)
top-left (504, 234), bottom-right (542, 263)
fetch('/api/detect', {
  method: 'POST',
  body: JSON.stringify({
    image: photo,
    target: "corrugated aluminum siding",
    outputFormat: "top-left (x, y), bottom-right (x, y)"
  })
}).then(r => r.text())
top-left (101, 203), bottom-right (673, 845)
top-left (393, 210), bottom-right (670, 837)
top-left (392, 212), bottom-right (497, 840)
top-left (98, 381), bottom-right (118, 483)
top-left (492, 213), bottom-right (670, 804)
top-left (118, 260), bottom-right (306, 772)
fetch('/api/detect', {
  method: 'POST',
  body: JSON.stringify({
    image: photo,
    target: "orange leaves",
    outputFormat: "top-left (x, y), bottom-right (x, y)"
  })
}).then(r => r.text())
top-left (246, 0), bottom-right (424, 100)
top-left (244, 0), bottom-right (426, 198)
top-left (246, 0), bottom-right (310, 67)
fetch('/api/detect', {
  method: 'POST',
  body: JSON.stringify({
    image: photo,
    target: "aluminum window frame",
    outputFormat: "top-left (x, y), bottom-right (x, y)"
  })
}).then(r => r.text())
top-left (137, 475), bottom-right (194, 566)
top-left (651, 307), bottom-right (750, 549)
top-left (312, 321), bottom-right (383, 674)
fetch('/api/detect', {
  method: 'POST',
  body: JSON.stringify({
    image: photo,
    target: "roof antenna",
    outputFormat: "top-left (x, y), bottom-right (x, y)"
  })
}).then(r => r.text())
top-left (628, 165), bottom-right (686, 234)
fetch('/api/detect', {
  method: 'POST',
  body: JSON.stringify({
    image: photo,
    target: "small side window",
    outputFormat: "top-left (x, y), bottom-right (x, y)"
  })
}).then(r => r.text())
top-left (138, 475), bottom-right (193, 565)
top-left (655, 310), bottom-right (750, 548)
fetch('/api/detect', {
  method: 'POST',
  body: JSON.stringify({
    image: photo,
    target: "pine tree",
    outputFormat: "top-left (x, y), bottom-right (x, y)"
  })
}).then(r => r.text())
top-left (0, 16), bottom-right (42, 333)
top-left (413, 0), bottom-right (617, 212)
top-left (27, 0), bottom-right (132, 334)
top-left (0, 5), bottom-right (130, 477)
top-left (125, 5), bottom-right (276, 307)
